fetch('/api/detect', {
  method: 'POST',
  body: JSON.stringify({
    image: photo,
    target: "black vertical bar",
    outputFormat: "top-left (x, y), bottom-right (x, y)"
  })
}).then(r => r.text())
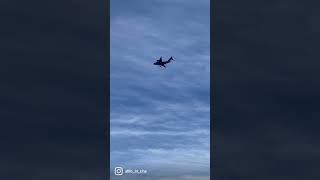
top-left (210, 0), bottom-right (216, 179)
top-left (106, 0), bottom-right (110, 179)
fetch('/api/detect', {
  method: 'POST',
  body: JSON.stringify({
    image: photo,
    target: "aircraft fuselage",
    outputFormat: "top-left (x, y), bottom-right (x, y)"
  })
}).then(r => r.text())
top-left (153, 56), bottom-right (174, 68)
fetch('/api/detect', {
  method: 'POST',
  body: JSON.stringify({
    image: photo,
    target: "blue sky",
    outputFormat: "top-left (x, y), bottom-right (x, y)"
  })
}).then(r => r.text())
top-left (110, 0), bottom-right (210, 179)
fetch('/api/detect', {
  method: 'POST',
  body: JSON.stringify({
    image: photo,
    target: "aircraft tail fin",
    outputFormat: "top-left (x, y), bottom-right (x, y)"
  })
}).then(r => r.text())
top-left (169, 56), bottom-right (174, 61)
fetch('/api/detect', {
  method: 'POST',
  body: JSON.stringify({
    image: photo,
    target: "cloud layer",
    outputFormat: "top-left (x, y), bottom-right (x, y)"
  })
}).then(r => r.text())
top-left (110, 0), bottom-right (210, 178)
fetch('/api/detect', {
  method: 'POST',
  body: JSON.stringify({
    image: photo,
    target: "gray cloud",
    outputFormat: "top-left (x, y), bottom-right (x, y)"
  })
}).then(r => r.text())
top-left (110, 0), bottom-right (210, 178)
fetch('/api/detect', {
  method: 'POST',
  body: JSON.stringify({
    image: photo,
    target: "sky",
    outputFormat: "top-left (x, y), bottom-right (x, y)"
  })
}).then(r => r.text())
top-left (110, 0), bottom-right (210, 179)
top-left (3, 0), bottom-right (320, 179)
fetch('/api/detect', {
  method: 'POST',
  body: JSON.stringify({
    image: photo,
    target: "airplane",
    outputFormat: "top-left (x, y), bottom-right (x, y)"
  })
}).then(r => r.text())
top-left (153, 56), bottom-right (174, 68)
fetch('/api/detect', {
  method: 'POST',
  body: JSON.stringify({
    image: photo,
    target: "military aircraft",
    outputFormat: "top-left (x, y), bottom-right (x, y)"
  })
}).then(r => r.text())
top-left (153, 56), bottom-right (174, 68)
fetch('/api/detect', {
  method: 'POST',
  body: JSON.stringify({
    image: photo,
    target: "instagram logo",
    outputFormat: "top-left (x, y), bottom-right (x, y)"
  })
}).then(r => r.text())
top-left (114, 167), bottom-right (123, 176)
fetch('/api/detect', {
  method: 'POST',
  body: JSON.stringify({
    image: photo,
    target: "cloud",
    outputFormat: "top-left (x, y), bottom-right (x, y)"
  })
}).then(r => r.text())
top-left (111, 128), bottom-right (209, 137)
top-left (110, 0), bottom-right (210, 178)
top-left (110, 175), bottom-right (210, 180)
top-left (111, 145), bottom-right (209, 175)
top-left (159, 175), bottom-right (210, 180)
